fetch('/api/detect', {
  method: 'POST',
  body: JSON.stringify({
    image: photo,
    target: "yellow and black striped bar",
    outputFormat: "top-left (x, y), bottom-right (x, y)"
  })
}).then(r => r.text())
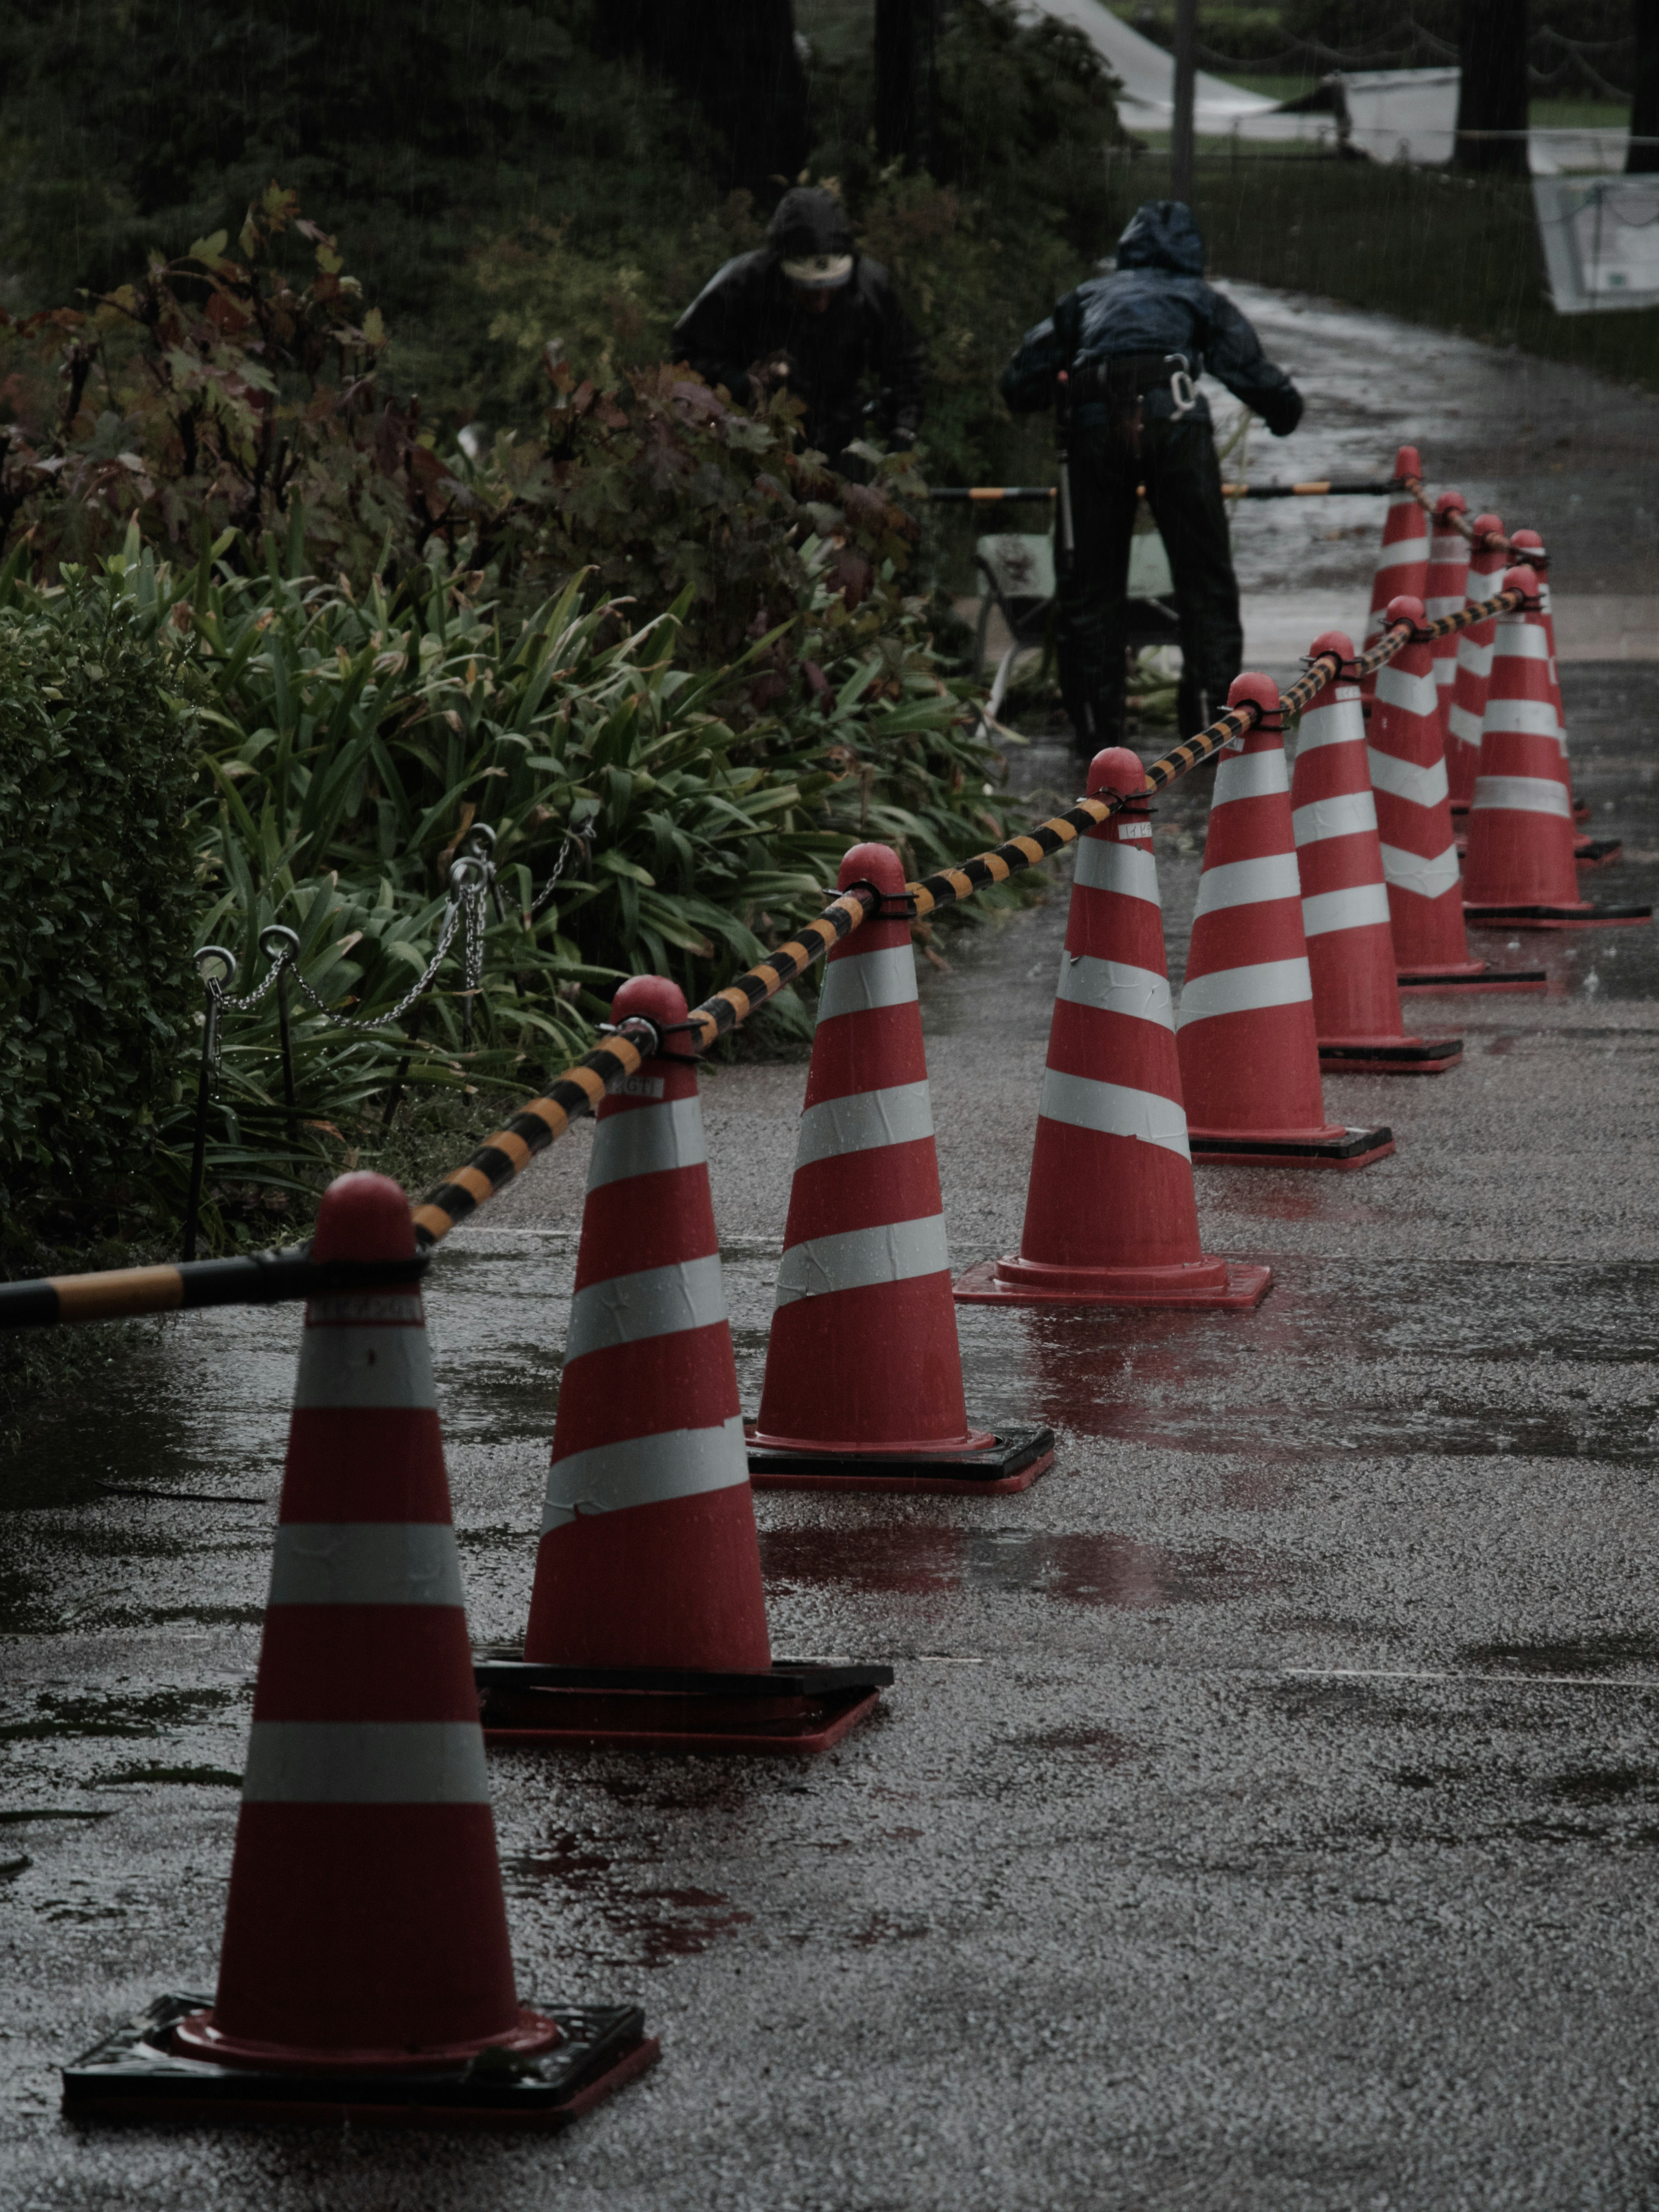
top-left (409, 1020), bottom-right (658, 1247)
top-left (410, 890), bottom-right (882, 1249)
top-left (0, 1251), bottom-right (428, 1331)
top-left (931, 480), bottom-right (1395, 504)
top-left (0, 583), bottom-right (1524, 1325)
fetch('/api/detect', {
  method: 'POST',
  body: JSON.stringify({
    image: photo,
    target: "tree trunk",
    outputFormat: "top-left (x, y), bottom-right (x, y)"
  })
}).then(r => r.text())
top-left (1629, 0), bottom-right (1659, 173)
top-left (1454, 0), bottom-right (1530, 174)
top-left (1170, 0), bottom-right (1198, 205)
top-left (875, 0), bottom-right (940, 173)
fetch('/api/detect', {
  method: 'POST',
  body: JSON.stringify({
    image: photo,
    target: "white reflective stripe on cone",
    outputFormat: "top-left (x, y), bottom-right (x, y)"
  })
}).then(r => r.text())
top-left (1482, 699), bottom-right (1560, 740)
top-left (774, 1215), bottom-right (950, 1309)
top-left (1192, 852), bottom-right (1302, 918)
top-left (242, 1721), bottom-right (490, 1804)
top-left (1374, 533), bottom-right (1427, 569)
top-left (1074, 835), bottom-right (1161, 906)
top-left (1427, 594), bottom-right (1462, 620)
top-left (268, 1523), bottom-right (466, 1608)
top-left (817, 943), bottom-right (918, 1020)
top-left (1375, 664), bottom-right (1440, 718)
top-left (586, 1094), bottom-right (708, 1194)
top-left (1177, 956), bottom-right (1312, 1027)
top-left (1213, 750), bottom-right (1289, 804)
top-left (1494, 620), bottom-right (1549, 663)
top-left (1472, 775), bottom-right (1573, 820)
top-left (1302, 882), bottom-right (1393, 938)
top-left (1456, 636), bottom-right (1495, 679)
top-left (1367, 750), bottom-right (1449, 809)
top-left (1055, 951), bottom-right (1174, 1028)
top-left (1379, 841), bottom-right (1462, 899)
top-left (1294, 703), bottom-right (1365, 754)
top-left (1037, 1067), bottom-right (1190, 1159)
top-left (543, 1413), bottom-right (749, 1528)
top-left (1292, 791), bottom-right (1377, 845)
top-left (292, 1326), bottom-right (438, 1412)
top-left (1446, 702), bottom-right (1485, 747)
top-left (565, 1252), bottom-right (728, 1361)
top-left (793, 1081), bottom-right (934, 1169)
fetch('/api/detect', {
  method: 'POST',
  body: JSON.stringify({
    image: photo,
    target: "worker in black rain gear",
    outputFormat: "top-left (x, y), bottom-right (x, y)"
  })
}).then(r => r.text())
top-left (1001, 199), bottom-right (1304, 748)
top-left (672, 186), bottom-right (925, 470)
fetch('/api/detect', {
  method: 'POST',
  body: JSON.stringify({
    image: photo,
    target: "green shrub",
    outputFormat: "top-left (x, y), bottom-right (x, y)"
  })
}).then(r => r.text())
top-left (0, 585), bottom-right (198, 1204)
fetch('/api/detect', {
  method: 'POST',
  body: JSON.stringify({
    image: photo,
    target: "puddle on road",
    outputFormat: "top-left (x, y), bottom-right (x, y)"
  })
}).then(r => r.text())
top-left (506, 1830), bottom-right (754, 1966)
top-left (760, 1525), bottom-right (1272, 1608)
top-left (951, 1257), bottom-right (1659, 1466)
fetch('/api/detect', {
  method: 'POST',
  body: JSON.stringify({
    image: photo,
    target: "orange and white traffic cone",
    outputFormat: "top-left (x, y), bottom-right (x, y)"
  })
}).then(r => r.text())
top-left (1424, 491), bottom-right (1469, 760)
top-left (1371, 592), bottom-right (1546, 995)
top-left (750, 843), bottom-right (1052, 1491)
top-left (1445, 514), bottom-right (1508, 814)
top-left (1511, 528), bottom-right (1620, 866)
top-left (64, 1172), bottom-right (658, 2126)
top-left (1290, 632), bottom-right (1461, 1073)
top-left (1463, 568), bottom-right (1651, 931)
top-left (956, 748), bottom-right (1270, 1309)
top-left (1177, 674), bottom-right (1393, 1169)
top-left (1360, 446), bottom-right (1429, 714)
top-left (489, 977), bottom-right (888, 1750)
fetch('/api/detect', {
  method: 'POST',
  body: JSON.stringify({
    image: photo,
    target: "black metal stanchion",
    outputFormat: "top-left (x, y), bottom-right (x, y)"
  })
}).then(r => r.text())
top-left (182, 947), bottom-right (236, 1262)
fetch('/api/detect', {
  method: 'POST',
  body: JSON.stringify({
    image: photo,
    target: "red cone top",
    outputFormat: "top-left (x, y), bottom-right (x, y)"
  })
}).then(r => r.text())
top-left (311, 1172), bottom-right (415, 1263)
top-left (1394, 445), bottom-right (1422, 480)
top-left (1227, 671), bottom-right (1281, 729)
top-left (613, 973), bottom-right (689, 1031)
top-left (1434, 489), bottom-right (1467, 519)
top-left (1087, 746), bottom-right (1148, 800)
top-left (1384, 594), bottom-right (1425, 629)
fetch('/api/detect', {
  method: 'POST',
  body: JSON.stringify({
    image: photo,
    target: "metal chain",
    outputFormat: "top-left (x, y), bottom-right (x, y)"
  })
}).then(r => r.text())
top-left (528, 830), bottom-right (588, 922)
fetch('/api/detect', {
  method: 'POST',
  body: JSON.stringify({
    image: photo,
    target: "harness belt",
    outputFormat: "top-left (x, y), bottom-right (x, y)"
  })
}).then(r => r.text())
top-left (1069, 351), bottom-right (1200, 416)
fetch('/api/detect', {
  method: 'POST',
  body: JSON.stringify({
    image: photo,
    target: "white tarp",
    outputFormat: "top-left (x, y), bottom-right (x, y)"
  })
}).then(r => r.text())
top-left (1027, 0), bottom-right (1337, 143)
top-left (1026, 10), bottom-right (1641, 176)
top-left (1534, 175), bottom-right (1659, 312)
top-left (1336, 68), bottom-right (1459, 165)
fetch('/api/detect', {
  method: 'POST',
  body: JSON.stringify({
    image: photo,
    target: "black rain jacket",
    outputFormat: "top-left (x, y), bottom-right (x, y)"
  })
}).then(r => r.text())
top-left (671, 188), bottom-right (925, 459)
top-left (1000, 200), bottom-right (1303, 436)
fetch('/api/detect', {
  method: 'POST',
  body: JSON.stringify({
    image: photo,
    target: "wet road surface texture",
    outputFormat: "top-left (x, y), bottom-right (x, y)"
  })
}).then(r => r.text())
top-left (4, 300), bottom-right (1659, 2211)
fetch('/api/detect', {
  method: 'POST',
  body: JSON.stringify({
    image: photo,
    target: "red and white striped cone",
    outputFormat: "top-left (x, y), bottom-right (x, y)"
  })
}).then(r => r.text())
top-left (1463, 569), bottom-right (1650, 931)
top-left (1511, 528), bottom-right (1619, 866)
top-left (1360, 445), bottom-right (1429, 712)
top-left (499, 977), bottom-right (888, 1751)
top-left (89, 1173), bottom-right (659, 2126)
top-left (956, 748), bottom-right (1270, 1309)
top-left (1424, 491), bottom-right (1469, 760)
top-left (752, 843), bottom-right (1054, 1491)
top-left (1177, 674), bottom-right (1393, 1169)
top-left (1445, 514), bottom-right (1507, 814)
top-left (1290, 632), bottom-right (1461, 1073)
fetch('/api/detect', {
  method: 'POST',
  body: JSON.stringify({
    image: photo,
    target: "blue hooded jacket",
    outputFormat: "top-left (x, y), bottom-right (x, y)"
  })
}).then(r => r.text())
top-left (1000, 201), bottom-right (1303, 435)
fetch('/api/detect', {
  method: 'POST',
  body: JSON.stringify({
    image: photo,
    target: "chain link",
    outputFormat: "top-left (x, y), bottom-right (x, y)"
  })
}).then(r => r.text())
top-left (527, 829), bottom-right (588, 922)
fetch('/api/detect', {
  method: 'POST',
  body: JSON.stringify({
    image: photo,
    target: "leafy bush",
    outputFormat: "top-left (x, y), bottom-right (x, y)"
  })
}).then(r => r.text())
top-left (0, 584), bottom-right (197, 1204)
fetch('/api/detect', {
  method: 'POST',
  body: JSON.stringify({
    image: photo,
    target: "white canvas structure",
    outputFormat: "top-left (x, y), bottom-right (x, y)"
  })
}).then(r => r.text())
top-left (1335, 68), bottom-right (1459, 165)
top-left (1027, 0), bottom-right (1336, 144)
top-left (1534, 176), bottom-right (1659, 313)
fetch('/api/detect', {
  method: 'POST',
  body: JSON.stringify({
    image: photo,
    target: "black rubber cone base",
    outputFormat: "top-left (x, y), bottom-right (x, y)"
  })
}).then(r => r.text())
top-left (1397, 964), bottom-right (1546, 994)
top-left (1188, 1124), bottom-right (1393, 1170)
top-left (1465, 900), bottom-right (1653, 930)
top-left (62, 1994), bottom-right (658, 2130)
top-left (474, 1652), bottom-right (893, 1755)
top-left (1316, 1037), bottom-right (1462, 1074)
top-left (747, 1422), bottom-right (1055, 1494)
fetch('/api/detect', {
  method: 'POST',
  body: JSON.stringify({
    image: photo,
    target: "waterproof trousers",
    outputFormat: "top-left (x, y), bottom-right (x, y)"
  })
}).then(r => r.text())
top-left (1055, 415), bottom-right (1243, 749)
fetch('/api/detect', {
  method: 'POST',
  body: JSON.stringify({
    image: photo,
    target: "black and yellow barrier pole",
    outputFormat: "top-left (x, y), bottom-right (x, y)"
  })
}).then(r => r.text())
top-left (0, 587), bottom-right (1519, 1331)
top-left (929, 480), bottom-right (1399, 505)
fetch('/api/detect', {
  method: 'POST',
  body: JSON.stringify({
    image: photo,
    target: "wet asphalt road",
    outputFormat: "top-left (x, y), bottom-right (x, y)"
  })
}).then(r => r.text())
top-left (4, 301), bottom-right (1659, 2211)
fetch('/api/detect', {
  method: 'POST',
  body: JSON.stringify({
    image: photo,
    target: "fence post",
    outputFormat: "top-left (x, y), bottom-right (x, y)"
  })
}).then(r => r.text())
top-left (183, 947), bottom-right (236, 1262)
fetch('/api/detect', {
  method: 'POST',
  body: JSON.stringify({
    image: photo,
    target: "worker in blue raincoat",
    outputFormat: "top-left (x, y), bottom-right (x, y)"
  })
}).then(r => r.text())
top-left (1001, 200), bottom-right (1304, 748)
